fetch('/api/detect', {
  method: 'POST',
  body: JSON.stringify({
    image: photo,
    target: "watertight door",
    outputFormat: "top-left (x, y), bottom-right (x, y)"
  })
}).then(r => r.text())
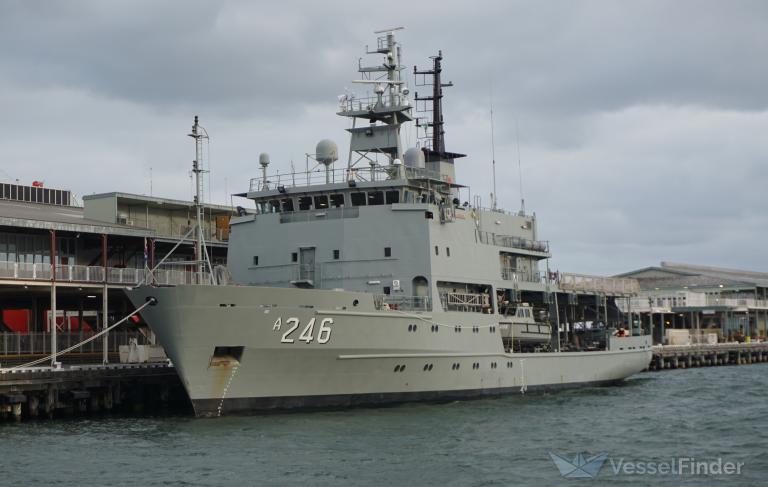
top-left (299, 247), bottom-right (315, 283)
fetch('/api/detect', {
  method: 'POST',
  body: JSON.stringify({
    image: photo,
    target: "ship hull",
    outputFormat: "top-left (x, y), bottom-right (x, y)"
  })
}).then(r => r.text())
top-left (126, 285), bottom-right (652, 417)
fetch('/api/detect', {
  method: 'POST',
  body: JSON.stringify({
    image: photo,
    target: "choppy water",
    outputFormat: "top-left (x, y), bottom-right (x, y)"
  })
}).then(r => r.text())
top-left (3, 364), bottom-right (767, 486)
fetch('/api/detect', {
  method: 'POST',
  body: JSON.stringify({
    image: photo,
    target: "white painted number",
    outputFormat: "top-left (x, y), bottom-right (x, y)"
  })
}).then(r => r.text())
top-left (276, 317), bottom-right (333, 344)
top-left (318, 318), bottom-right (333, 344)
top-left (298, 318), bottom-right (316, 343)
top-left (280, 317), bottom-right (300, 343)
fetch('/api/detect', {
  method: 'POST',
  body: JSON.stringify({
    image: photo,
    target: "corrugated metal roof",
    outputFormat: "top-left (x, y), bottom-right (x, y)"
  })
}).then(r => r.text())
top-left (618, 262), bottom-right (768, 290)
top-left (83, 192), bottom-right (239, 214)
top-left (0, 200), bottom-right (154, 237)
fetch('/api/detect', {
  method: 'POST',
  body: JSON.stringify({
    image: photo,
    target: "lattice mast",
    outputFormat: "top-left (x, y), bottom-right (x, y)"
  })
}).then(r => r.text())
top-left (337, 28), bottom-right (414, 171)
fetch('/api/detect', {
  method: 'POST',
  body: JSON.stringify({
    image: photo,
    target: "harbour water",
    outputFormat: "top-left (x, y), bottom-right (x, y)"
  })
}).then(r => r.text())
top-left (3, 364), bottom-right (766, 486)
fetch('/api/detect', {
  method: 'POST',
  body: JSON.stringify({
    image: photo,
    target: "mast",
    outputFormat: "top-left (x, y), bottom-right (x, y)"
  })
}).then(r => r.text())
top-left (338, 28), bottom-right (413, 172)
top-left (188, 116), bottom-right (207, 278)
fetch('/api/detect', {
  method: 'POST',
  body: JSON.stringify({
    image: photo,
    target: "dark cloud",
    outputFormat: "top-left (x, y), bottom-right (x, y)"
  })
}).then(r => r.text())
top-left (1, 0), bottom-right (766, 274)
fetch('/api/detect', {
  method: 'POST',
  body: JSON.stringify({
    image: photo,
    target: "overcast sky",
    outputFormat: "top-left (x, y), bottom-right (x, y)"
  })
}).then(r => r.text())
top-left (2, 0), bottom-right (766, 275)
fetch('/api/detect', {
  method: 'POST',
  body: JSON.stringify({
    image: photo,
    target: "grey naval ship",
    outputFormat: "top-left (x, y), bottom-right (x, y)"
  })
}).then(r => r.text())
top-left (127, 29), bottom-right (652, 417)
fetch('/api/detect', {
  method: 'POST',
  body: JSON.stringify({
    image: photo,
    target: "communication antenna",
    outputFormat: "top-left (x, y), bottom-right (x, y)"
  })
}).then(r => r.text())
top-left (187, 115), bottom-right (211, 278)
top-left (490, 97), bottom-right (497, 211)
top-left (515, 116), bottom-right (525, 215)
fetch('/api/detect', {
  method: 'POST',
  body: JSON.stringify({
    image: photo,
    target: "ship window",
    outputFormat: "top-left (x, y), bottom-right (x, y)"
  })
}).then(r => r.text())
top-left (384, 247), bottom-right (392, 257)
top-left (368, 191), bottom-right (384, 205)
top-left (351, 192), bottom-right (366, 206)
top-left (333, 249), bottom-right (340, 260)
top-left (291, 252), bottom-right (298, 262)
top-left (446, 247), bottom-right (450, 257)
top-left (298, 196), bottom-right (312, 210)
top-left (434, 246), bottom-right (439, 256)
top-left (314, 195), bottom-right (329, 209)
top-left (330, 194), bottom-right (345, 207)
top-left (281, 198), bottom-right (294, 212)
top-left (425, 211), bottom-right (433, 219)
top-left (252, 256), bottom-right (259, 266)
top-left (384, 286), bottom-right (391, 295)
top-left (385, 190), bottom-right (400, 204)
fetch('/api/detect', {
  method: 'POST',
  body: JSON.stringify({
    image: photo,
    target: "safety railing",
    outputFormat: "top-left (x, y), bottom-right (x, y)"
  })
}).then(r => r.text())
top-left (0, 331), bottom-right (149, 358)
top-left (375, 295), bottom-right (431, 312)
top-left (478, 231), bottom-right (550, 254)
top-left (558, 273), bottom-right (640, 295)
top-left (0, 261), bottom-right (213, 286)
top-left (501, 268), bottom-right (547, 284)
top-left (439, 292), bottom-right (490, 313)
top-left (337, 93), bottom-right (410, 114)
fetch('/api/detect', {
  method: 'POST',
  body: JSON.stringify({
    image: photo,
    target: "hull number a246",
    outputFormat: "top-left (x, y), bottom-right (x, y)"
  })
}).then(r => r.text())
top-left (273, 317), bottom-right (333, 344)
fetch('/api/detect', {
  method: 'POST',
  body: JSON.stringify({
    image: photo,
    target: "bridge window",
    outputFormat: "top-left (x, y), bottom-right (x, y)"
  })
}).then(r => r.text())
top-left (385, 190), bottom-right (400, 204)
top-left (314, 195), bottom-right (329, 209)
top-left (281, 198), bottom-right (294, 212)
top-left (268, 200), bottom-right (281, 212)
top-left (351, 192), bottom-right (366, 206)
top-left (368, 191), bottom-right (384, 205)
top-left (330, 194), bottom-right (345, 207)
top-left (298, 196), bottom-right (312, 210)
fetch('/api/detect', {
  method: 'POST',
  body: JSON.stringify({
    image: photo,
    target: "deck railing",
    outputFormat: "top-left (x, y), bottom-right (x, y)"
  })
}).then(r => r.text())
top-left (501, 268), bottom-right (546, 284)
top-left (439, 292), bottom-right (490, 313)
top-left (0, 261), bottom-right (212, 286)
top-left (375, 295), bottom-right (431, 312)
top-left (478, 231), bottom-right (550, 254)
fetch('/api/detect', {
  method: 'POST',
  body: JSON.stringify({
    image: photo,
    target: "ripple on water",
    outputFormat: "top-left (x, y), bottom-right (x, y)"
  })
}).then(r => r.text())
top-left (2, 364), bottom-right (767, 486)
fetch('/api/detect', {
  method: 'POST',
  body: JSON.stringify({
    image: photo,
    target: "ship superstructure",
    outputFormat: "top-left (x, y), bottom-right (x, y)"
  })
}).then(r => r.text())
top-left (229, 29), bottom-right (548, 321)
top-left (127, 29), bottom-right (651, 417)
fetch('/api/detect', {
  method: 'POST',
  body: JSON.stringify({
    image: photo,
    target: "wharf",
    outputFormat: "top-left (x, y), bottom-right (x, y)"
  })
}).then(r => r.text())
top-left (0, 362), bottom-right (188, 421)
top-left (648, 342), bottom-right (768, 371)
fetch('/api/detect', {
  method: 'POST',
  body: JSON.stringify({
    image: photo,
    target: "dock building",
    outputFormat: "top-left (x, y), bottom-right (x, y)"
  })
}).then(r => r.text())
top-left (617, 262), bottom-right (768, 344)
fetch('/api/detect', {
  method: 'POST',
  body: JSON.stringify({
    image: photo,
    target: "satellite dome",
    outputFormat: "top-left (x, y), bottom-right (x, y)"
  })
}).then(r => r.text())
top-left (316, 139), bottom-right (338, 165)
top-left (259, 153), bottom-right (271, 167)
top-left (404, 147), bottom-right (425, 168)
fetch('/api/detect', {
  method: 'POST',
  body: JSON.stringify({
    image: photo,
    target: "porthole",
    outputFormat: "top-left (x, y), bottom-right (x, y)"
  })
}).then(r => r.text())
top-left (423, 364), bottom-right (429, 371)
top-left (413, 324), bottom-right (417, 332)
top-left (401, 364), bottom-right (406, 372)
top-left (428, 364), bottom-right (433, 371)
top-left (394, 365), bottom-right (401, 372)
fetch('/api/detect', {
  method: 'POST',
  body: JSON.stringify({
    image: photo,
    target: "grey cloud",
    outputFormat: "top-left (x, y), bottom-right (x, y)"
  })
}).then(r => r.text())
top-left (1, 0), bottom-right (767, 274)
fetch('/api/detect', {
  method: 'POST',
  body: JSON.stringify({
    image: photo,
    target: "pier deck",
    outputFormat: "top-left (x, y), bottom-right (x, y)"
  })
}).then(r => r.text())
top-left (649, 342), bottom-right (768, 371)
top-left (0, 362), bottom-right (188, 421)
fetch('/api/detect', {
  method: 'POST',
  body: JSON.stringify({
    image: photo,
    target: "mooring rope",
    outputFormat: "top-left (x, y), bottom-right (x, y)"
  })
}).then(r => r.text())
top-left (0, 298), bottom-right (156, 373)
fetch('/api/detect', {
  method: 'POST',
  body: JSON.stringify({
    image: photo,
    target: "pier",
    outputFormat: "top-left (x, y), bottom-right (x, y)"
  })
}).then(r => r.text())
top-left (0, 362), bottom-right (188, 421)
top-left (648, 342), bottom-right (768, 371)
